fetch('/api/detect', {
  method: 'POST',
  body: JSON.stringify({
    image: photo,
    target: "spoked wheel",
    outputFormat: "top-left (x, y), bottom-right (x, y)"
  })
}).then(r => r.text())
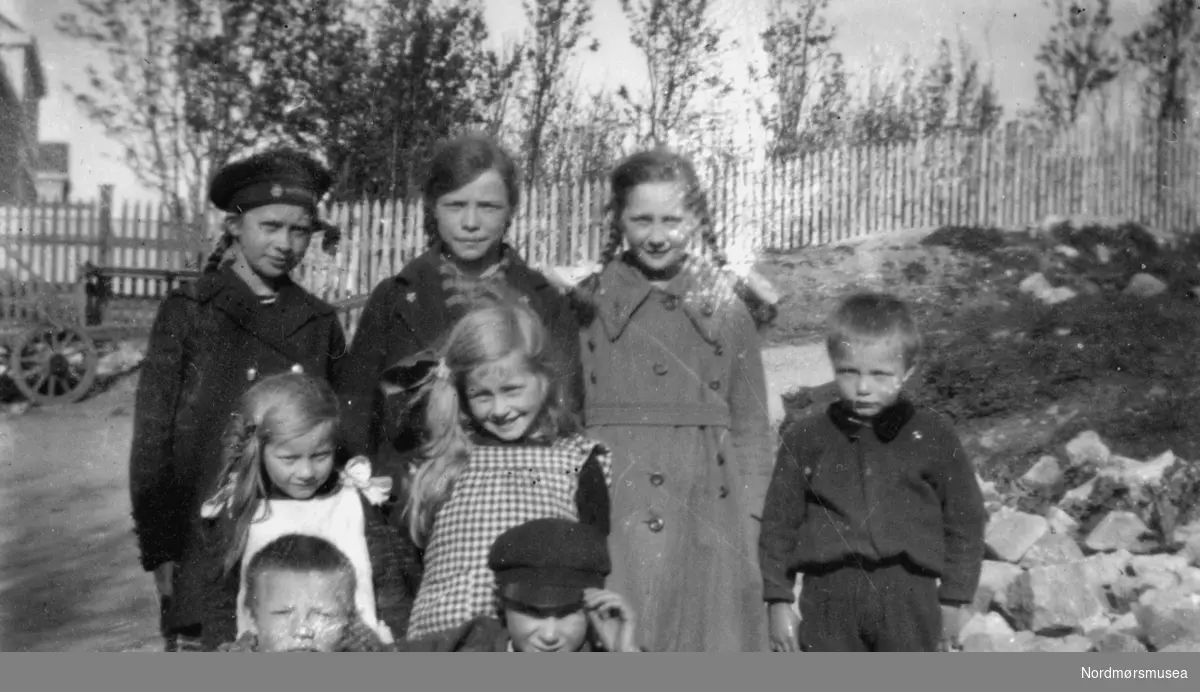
top-left (9, 324), bottom-right (99, 405)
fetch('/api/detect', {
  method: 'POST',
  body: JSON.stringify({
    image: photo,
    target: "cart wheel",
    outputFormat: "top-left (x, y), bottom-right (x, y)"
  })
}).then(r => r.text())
top-left (9, 325), bottom-right (100, 405)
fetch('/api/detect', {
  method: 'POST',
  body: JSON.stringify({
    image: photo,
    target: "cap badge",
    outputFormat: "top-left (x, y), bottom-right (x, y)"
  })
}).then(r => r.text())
top-left (270, 184), bottom-right (283, 198)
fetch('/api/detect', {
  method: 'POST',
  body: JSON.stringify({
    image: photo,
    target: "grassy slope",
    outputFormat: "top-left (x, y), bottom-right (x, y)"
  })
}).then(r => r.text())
top-left (759, 224), bottom-right (1200, 502)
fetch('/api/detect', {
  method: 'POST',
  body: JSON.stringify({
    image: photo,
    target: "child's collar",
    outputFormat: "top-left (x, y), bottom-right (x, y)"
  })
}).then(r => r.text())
top-left (591, 254), bottom-right (737, 345)
top-left (827, 397), bottom-right (916, 443)
top-left (469, 428), bottom-right (554, 448)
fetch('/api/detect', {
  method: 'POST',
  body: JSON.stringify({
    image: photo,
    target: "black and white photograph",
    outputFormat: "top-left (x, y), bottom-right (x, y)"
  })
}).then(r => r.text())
top-left (0, 0), bottom-right (1199, 661)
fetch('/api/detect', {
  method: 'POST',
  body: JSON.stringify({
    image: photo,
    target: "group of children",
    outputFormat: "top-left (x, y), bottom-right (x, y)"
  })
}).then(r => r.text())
top-left (128, 135), bottom-right (986, 653)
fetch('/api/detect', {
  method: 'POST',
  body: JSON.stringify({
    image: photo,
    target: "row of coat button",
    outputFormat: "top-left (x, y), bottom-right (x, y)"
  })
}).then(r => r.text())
top-left (589, 365), bottom-right (722, 391)
top-left (646, 473), bottom-right (728, 495)
top-left (246, 363), bottom-right (305, 381)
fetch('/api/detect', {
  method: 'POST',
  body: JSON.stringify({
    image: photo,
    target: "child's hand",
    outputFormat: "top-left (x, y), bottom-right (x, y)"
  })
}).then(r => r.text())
top-left (768, 602), bottom-right (801, 652)
top-left (940, 604), bottom-right (965, 652)
top-left (583, 588), bottom-right (640, 652)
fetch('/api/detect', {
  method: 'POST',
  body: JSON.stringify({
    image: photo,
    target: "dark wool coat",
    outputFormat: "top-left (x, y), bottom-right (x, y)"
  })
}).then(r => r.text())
top-left (575, 256), bottom-right (776, 653)
top-left (759, 399), bottom-right (987, 606)
top-left (336, 242), bottom-right (584, 493)
top-left (193, 486), bottom-right (423, 651)
top-left (128, 266), bottom-right (347, 629)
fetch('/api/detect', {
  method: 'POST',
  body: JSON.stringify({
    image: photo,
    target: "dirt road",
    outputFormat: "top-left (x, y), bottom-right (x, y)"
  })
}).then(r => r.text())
top-left (0, 343), bottom-right (830, 652)
top-left (0, 377), bottom-right (160, 652)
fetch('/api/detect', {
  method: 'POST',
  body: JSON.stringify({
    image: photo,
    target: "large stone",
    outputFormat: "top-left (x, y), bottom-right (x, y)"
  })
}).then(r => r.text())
top-left (1079, 612), bottom-right (1114, 637)
top-left (1020, 532), bottom-right (1085, 569)
top-left (958, 612), bottom-right (1015, 643)
top-left (1110, 611), bottom-right (1140, 635)
top-left (1045, 507), bottom-right (1081, 536)
top-left (973, 560), bottom-right (1025, 613)
top-left (1133, 587), bottom-right (1200, 650)
top-left (1007, 562), bottom-right (1109, 635)
top-left (1019, 272), bottom-right (1053, 296)
top-left (1018, 272), bottom-right (1077, 305)
top-left (1085, 511), bottom-right (1155, 554)
top-left (1023, 634), bottom-right (1095, 652)
top-left (1179, 567), bottom-right (1200, 592)
top-left (1113, 572), bottom-right (1179, 607)
top-left (1160, 639), bottom-right (1200, 652)
top-left (1123, 272), bottom-right (1168, 298)
top-left (1021, 455), bottom-right (1063, 490)
top-left (1064, 430), bottom-right (1110, 468)
top-left (1054, 244), bottom-right (1081, 259)
top-left (975, 474), bottom-right (1002, 503)
top-left (986, 508), bottom-right (1050, 563)
top-left (1094, 631), bottom-right (1147, 652)
top-left (1078, 549), bottom-right (1134, 588)
top-left (1130, 554), bottom-right (1191, 577)
top-left (1059, 478), bottom-right (1096, 508)
top-left (1096, 451), bottom-right (1179, 502)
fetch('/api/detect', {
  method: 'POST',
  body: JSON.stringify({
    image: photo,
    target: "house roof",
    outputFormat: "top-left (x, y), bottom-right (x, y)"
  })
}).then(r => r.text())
top-left (0, 10), bottom-right (46, 101)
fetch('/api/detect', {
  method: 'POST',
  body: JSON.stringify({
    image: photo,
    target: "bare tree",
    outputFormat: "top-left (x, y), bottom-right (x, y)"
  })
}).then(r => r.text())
top-left (755, 0), bottom-right (838, 156)
top-left (618, 0), bottom-right (731, 146)
top-left (517, 0), bottom-right (596, 187)
top-left (1031, 0), bottom-right (1121, 129)
top-left (58, 0), bottom-right (235, 240)
top-left (1124, 0), bottom-right (1199, 124)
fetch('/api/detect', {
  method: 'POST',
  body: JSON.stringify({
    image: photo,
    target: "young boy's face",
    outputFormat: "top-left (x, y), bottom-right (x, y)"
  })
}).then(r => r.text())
top-left (250, 569), bottom-right (353, 652)
top-left (504, 602), bottom-right (590, 652)
top-left (831, 338), bottom-right (915, 419)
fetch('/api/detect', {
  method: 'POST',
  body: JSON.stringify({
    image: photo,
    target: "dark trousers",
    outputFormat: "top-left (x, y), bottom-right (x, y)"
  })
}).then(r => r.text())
top-left (160, 597), bottom-right (204, 651)
top-left (798, 557), bottom-right (941, 652)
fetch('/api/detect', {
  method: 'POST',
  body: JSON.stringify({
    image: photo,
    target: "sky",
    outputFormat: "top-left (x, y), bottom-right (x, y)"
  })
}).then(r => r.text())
top-left (15, 0), bottom-right (1159, 204)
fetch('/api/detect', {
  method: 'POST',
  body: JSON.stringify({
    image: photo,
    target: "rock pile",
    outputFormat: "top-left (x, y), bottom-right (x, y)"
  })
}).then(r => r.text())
top-left (963, 430), bottom-right (1200, 652)
top-left (1015, 216), bottom-right (1199, 306)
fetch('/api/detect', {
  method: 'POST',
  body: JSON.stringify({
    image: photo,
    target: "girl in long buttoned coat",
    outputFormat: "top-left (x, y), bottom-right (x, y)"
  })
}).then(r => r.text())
top-left (129, 150), bottom-right (347, 650)
top-left (571, 149), bottom-right (777, 652)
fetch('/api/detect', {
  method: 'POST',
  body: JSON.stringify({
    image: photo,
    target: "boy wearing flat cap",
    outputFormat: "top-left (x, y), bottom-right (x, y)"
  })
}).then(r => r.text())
top-left (404, 518), bottom-right (642, 652)
top-left (130, 148), bottom-right (351, 651)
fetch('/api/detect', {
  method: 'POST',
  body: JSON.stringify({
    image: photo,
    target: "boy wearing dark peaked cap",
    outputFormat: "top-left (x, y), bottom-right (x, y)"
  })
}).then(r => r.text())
top-left (403, 518), bottom-right (643, 652)
top-left (208, 149), bottom-right (341, 254)
top-left (130, 148), bottom-right (349, 651)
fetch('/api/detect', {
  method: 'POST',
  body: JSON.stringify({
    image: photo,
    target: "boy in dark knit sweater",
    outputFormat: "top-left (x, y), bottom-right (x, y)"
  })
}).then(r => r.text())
top-left (759, 292), bottom-right (986, 652)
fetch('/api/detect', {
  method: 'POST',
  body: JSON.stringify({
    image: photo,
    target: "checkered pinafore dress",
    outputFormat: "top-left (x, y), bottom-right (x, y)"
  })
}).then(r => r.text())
top-left (405, 434), bottom-right (613, 640)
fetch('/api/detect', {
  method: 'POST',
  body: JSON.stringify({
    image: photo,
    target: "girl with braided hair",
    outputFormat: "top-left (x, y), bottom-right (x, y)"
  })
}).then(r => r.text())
top-left (192, 373), bottom-right (420, 651)
top-left (569, 148), bottom-right (776, 652)
top-left (129, 149), bottom-right (350, 651)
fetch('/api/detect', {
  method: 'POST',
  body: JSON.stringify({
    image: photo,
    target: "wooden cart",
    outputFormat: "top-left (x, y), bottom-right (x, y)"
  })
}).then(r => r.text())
top-left (1, 250), bottom-right (198, 406)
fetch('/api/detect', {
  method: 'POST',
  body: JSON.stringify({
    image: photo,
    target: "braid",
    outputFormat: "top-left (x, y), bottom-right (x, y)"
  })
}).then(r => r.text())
top-left (598, 214), bottom-right (624, 266)
top-left (700, 220), bottom-right (777, 329)
top-left (423, 199), bottom-right (439, 248)
top-left (699, 221), bottom-right (728, 268)
top-left (204, 231), bottom-right (235, 275)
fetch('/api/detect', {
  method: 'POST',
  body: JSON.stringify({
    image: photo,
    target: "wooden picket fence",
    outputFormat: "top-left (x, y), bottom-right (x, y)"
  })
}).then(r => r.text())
top-left (2, 118), bottom-right (1199, 335)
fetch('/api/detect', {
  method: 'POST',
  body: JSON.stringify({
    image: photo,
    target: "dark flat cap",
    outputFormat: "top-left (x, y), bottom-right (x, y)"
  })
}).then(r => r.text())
top-left (488, 518), bottom-right (610, 609)
top-left (210, 149), bottom-right (333, 214)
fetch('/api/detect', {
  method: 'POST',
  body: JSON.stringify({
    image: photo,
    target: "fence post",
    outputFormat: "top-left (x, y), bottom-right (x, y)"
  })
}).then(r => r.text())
top-left (98, 184), bottom-right (114, 268)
